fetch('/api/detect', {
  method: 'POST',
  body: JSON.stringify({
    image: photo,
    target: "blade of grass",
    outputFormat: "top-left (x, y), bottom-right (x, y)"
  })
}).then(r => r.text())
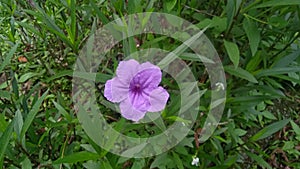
top-left (255, 67), bottom-right (300, 78)
top-left (245, 152), bottom-right (272, 169)
top-left (16, 21), bottom-right (42, 37)
top-left (254, 0), bottom-right (300, 8)
top-left (225, 66), bottom-right (258, 83)
top-left (90, 0), bottom-right (109, 24)
top-left (243, 18), bottom-right (260, 56)
top-left (0, 43), bottom-right (18, 73)
top-left (53, 101), bottom-right (72, 122)
top-left (53, 151), bottom-right (100, 164)
top-left (250, 119), bottom-right (290, 141)
top-left (0, 117), bottom-right (15, 168)
top-left (158, 26), bottom-right (209, 69)
top-left (70, 0), bottom-right (76, 45)
top-left (20, 89), bottom-right (49, 140)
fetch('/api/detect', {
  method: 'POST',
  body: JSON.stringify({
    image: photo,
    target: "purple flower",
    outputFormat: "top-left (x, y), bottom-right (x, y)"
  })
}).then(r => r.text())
top-left (104, 59), bottom-right (169, 122)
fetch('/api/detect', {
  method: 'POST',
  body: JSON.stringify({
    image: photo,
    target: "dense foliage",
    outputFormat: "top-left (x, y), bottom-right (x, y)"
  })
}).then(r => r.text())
top-left (0, 0), bottom-right (299, 168)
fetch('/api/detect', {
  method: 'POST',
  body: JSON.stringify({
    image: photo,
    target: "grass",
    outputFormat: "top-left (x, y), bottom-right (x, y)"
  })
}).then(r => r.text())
top-left (0, 0), bottom-right (300, 168)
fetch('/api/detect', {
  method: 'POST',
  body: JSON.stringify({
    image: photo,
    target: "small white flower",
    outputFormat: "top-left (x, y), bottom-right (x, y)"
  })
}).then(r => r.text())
top-left (215, 82), bottom-right (225, 91)
top-left (191, 157), bottom-right (199, 166)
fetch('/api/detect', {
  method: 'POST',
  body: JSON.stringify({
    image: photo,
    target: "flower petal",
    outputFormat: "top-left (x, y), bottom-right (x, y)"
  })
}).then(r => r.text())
top-left (120, 98), bottom-right (147, 122)
top-left (129, 90), bottom-right (150, 112)
top-left (139, 61), bottom-right (159, 70)
top-left (148, 87), bottom-right (169, 112)
top-left (116, 59), bottom-right (139, 84)
top-left (134, 68), bottom-right (162, 91)
top-left (104, 79), bottom-right (113, 101)
top-left (104, 77), bottom-right (128, 102)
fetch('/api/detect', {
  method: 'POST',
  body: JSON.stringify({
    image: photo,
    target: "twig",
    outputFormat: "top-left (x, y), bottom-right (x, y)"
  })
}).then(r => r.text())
top-left (183, 5), bottom-right (217, 17)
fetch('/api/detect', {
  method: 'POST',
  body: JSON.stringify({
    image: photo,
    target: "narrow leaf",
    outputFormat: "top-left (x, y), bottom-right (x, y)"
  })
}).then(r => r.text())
top-left (226, 0), bottom-right (236, 30)
top-left (254, 0), bottom-right (300, 8)
top-left (225, 66), bottom-right (258, 83)
top-left (0, 118), bottom-right (15, 168)
top-left (243, 18), bottom-right (260, 56)
top-left (290, 121), bottom-right (300, 136)
top-left (16, 21), bottom-right (42, 37)
top-left (21, 157), bottom-right (32, 169)
top-left (224, 40), bottom-right (240, 68)
top-left (256, 67), bottom-right (300, 78)
top-left (20, 90), bottom-right (49, 139)
top-left (250, 119), bottom-right (290, 141)
top-left (273, 49), bottom-right (300, 68)
top-left (53, 151), bottom-right (100, 164)
top-left (158, 27), bottom-right (208, 69)
top-left (165, 0), bottom-right (177, 12)
top-left (172, 152), bottom-right (184, 169)
top-left (0, 43), bottom-right (18, 73)
top-left (53, 101), bottom-right (72, 122)
top-left (245, 152), bottom-right (272, 169)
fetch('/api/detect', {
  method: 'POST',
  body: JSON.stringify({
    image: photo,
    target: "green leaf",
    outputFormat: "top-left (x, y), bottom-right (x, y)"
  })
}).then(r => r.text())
top-left (243, 18), bottom-right (260, 56)
top-left (53, 151), bottom-right (100, 164)
top-left (24, 2), bottom-right (73, 48)
top-left (120, 141), bottom-right (147, 158)
top-left (0, 117), bottom-right (15, 168)
top-left (172, 152), bottom-right (184, 169)
top-left (165, 0), bottom-right (177, 12)
top-left (254, 0), bottom-right (300, 8)
top-left (0, 114), bottom-right (8, 132)
top-left (230, 95), bottom-right (275, 103)
top-left (290, 121), bottom-right (300, 136)
top-left (19, 72), bottom-right (43, 83)
top-left (158, 27), bottom-right (208, 69)
top-left (226, 0), bottom-right (235, 30)
top-left (255, 67), bottom-right (300, 78)
top-left (262, 111), bottom-right (277, 120)
top-left (14, 110), bottom-right (24, 140)
top-left (45, 70), bottom-right (73, 82)
top-left (250, 119), bottom-right (290, 141)
top-left (246, 51), bottom-right (262, 72)
top-left (225, 66), bottom-right (258, 83)
top-left (69, 0), bottom-right (76, 45)
top-left (12, 74), bottom-right (19, 98)
top-left (73, 71), bottom-right (112, 83)
top-left (20, 90), bottom-right (49, 140)
top-left (212, 17), bottom-right (227, 33)
top-left (234, 129), bottom-right (247, 136)
top-left (224, 155), bottom-right (238, 166)
top-left (100, 157), bottom-right (113, 169)
top-left (53, 101), bottom-right (72, 122)
top-left (179, 53), bottom-right (215, 63)
top-left (273, 74), bottom-right (300, 85)
top-left (21, 157), bottom-right (32, 169)
top-left (131, 159), bottom-right (146, 169)
top-left (273, 49), bottom-right (300, 68)
top-left (90, 0), bottom-right (109, 24)
top-left (83, 161), bottom-right (101, 169)
top-left (0, 90), bottom-right (10, 99)
top-left (245, 152), bottom-right (272, 169)
top-left (127, 0), bottom-right (136, 14)
top-left (16, 21), bottom-right (42, 37)
top-left (150, 153), bottom-right (172, 168)
top-left (0, 43), bottom-right (18, 73)
top-left (224, 40), bottom-right (240, 68)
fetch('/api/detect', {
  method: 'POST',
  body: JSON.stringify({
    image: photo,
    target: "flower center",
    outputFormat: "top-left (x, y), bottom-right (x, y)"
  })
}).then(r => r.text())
top-left (129, 73), bottom-right (144, 94)
top-left (132, 83), bottom-right (142, 93)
